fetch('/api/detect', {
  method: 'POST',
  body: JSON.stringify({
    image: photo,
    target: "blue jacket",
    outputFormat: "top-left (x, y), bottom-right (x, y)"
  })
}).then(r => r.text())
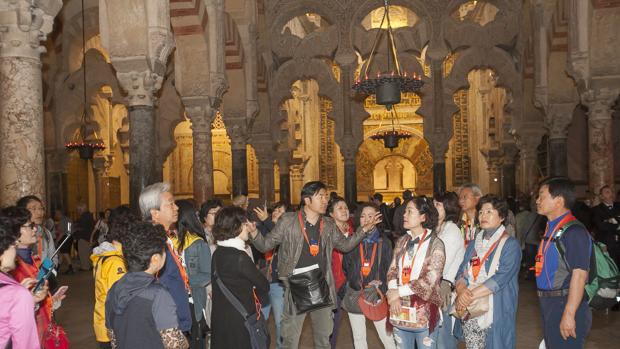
top-left (183, 237), bottom-right (212, 321)
top-left (454, 230), bottom-right (522, 349)
top-left (159, 247), bottom-right (192, 331)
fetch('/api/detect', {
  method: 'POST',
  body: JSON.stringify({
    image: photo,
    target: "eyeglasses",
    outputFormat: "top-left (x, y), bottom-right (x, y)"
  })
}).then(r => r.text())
top-left (21, 222), bottom-right (36, 230)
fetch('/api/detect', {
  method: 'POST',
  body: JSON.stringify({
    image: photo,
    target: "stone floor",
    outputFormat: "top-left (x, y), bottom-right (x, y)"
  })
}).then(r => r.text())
top-left (55, 270), bottom-right (620, 348)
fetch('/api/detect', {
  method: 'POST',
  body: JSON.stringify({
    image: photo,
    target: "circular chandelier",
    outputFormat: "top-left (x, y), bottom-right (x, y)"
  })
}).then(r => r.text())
top-left (352, 0), bottom-right (424, 111)
top-left (370, 107), bottom-right (411, 150)
top-left (65, 0), bottom-right (105, 160)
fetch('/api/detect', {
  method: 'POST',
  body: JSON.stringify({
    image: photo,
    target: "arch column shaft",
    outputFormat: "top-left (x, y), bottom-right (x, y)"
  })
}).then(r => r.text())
top-left (258, 162), bottom-right (275, 204)
top-left (128, 106), bottom-right (158, 208)
top-left (584, 88), bottom-right (618, 193)
top-left (186, 103), bottom-right (216, 204)
top-left (232, 147), bottom-right (249, 196)
top-left (0, 57), bottom-right (46, 206)
top-left (433, 162), bottom-right (446, 194)
top-left (344, 160), bottom-right (357, 205)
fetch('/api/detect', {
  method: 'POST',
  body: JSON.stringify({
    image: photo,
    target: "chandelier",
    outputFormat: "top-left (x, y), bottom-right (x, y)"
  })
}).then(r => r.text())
top-left (352, 0), bottom-right (424, 111)
top-left (65, 0), bottom-right (105, 160)
top-left (370, 107), bottom-right (411, 150)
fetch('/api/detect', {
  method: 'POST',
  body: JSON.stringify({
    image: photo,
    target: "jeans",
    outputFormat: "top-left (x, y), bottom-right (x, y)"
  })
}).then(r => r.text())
top-left (393, 327), bottom-right (438, 349)
top-left (330, 296), bottom-right (344, 348)
top-left (540, 297), bottom-right (591, 349)
top-left (348, 313), bottom-right (395, 349)
top-left (262, 282), bottom-right (284, 349)
top-left (436, 310), bottom-right (457, 349)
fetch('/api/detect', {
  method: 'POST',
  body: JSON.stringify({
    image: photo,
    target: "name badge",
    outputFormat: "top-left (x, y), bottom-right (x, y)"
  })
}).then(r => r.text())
top-left (471, 256), bottom-right (480, 267)
top-left (401, 266), bottom-right (412, 284)
top-left (309, 239), bottom-right (319, 257)
top-left (362, 262), bottom-right (371, 277)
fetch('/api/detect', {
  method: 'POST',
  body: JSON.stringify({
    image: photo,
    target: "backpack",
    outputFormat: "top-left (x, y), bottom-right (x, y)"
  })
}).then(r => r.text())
top-left (554, 220), bottom-right (620, 310)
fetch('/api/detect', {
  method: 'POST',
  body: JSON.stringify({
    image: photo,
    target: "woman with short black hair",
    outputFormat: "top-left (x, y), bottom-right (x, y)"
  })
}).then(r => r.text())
top-left (210, 206), bottom-right (269, 349)
top-left (453, 194), bottom-right (521, 349)
top-left (386, 196), bottom-right (445, 349)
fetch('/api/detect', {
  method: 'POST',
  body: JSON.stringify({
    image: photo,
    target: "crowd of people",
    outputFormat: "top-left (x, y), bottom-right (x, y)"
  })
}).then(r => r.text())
top-left (0, 176), bottom-right (618, 349)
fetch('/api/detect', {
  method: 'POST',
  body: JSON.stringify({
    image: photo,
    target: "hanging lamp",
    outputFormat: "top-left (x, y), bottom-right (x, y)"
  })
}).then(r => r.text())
top-left (352, 0), bottom-right (424, 111)
top-left (65, 0), bottom-right (105, 160)
top-left (370, 107), bottom-right (411, 150)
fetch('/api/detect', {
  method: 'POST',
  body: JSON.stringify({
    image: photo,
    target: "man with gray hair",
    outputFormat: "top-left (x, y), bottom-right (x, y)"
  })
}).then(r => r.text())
top-left (458, 183), bottom-right (482, 246)
top-left (139, 182), bottom-right (192, 333)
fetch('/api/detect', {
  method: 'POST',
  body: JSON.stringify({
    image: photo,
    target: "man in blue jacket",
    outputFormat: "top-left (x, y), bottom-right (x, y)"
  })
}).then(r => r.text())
top-left (139, 182), bottom-right (192, 333)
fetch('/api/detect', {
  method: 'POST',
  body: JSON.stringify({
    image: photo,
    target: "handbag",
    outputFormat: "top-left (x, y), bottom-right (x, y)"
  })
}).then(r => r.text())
top-left (43, 321), bottom-right (69, 349)
top-left (451, 234), bottom-right (508, 320)
top-left (342, 284), bottom-right (363, 313)
top-left (357, 240), bottom-right (388, 321)
top-left (214, 262), bottom-right (270, 349)
top-left (288, 266), bottom-right (332, 314)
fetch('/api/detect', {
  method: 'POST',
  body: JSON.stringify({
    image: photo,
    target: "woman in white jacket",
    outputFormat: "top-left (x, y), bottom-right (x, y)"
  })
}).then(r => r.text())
top-left (433, 192), bottom-right (466, 349)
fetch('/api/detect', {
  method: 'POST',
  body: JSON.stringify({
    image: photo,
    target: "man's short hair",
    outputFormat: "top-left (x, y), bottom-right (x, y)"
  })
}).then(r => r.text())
top-left (299, 181), bottom-right (327, 207)
top-left (458, 183), bottom-right (483, 197)
top-left (539, 177), bottom-right (576, 210)
top-left (122, 221), bottom-right (167, 272)
top-left (139, 182), bottom-right (171, 220)
top-left (107, 205), bottom-right (139, 243)
top-left (372, 193), bottom-right (383, 202)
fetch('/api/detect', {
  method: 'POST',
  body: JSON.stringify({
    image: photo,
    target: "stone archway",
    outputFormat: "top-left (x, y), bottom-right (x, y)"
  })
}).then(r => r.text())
top-left (373, 155), bottom-right (417, 201)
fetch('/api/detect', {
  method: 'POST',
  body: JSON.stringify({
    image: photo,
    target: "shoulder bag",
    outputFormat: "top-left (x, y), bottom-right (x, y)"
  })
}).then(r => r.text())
top-left (451, 233), bottom-right (508, 320)
top-left (214, 261), bottom-right (270, 349)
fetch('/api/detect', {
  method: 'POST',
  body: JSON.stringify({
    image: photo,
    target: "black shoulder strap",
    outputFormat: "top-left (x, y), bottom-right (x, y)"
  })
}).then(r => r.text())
top-left (94, 254), bottom-right (123, 275)
top-left (213, 259), bottom-right (250, 319)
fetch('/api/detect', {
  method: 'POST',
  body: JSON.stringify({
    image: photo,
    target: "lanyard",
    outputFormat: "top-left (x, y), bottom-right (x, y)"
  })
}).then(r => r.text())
top-left (537, 214), bottom-right (575, 262)
top-left (400, 230), bottom-right (429, 277)
top-left (359, 241), bottom-right (378, 277)
top-left (471, 232), bottom-right (507, 281)
top-left (297, 211), bottom-right (324, 252)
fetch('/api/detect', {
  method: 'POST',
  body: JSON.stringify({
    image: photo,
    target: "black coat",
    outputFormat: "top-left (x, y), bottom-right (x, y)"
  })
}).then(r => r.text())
top-left (592, 202), bottom-right (620, 245)
top-left (211, 246), bottom-right (269, 349)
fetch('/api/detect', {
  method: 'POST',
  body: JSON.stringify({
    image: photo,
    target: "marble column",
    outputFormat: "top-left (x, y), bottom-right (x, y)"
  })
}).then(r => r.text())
top-left (128, 105), bottom-right (158, 208)
top-left (256, 152), bottom-right (275, 204)
top-left (515, 129), bottom-right (546, 196)
top-left (0, 1), bottom-right (62, 206)
top-left (186, 103), bottom-right (216, 204)
top-left (232, 146), bottom-right (248, 196)
top-left (482, 149), bottom-right (503, 195)
top-left (344, 157), bottom-right (358, 205)
top-left (278, 157), bottom-right (291, 205)
top-left (583, 88), bottom-right (618, 193)
top-left (92, 157), bottom-right (110, 213)
top-left (433, 163), bottom-right (447, 194)
top-left (545, 103), bottom-right (575, 177)
top-left (501, 144), bottom-right (519, 199)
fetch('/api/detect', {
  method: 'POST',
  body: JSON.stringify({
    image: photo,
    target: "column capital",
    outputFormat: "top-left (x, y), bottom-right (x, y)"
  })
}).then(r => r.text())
top-left (480, 148), bottom-right (504, 175)
top-left (501, 142), bottom-right (520, 165)
top-left (116, 70), bottom-right (164, 107)
top-left (582, 88), bottom-right (619, 121)
top-left (0, 0), bottom-right (62, 59)
top-left (544, 102), bottom-right (577, 140)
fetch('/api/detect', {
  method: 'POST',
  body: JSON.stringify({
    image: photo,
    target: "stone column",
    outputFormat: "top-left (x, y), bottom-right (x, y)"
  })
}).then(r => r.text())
top-left (185, 101), bottom-right (217, 204)
top-left (92, 156), bottom-right (110, 213)
top-left (343, 152), bottom-right (358, 205)
top-left (231, 137), bottom-right (249, 196)
top-left (481, 148), bottom-right (503, 195)
top-left (46, 151), bottom-right (69, 215)
top-left (544, 103), bottom-right (576, 177)
top-left (256, 151), bottom-right (275, 204)
top-left (428, 138), bottom-right (449, 194)
top-left (0, 1), bottom-right (62, 206)
top-left (583, 88), bottom-right (618, 193)
top-left (100, 0), bottom-right (175, 210)
top-left (278, 156), bottom-right (291, 205)
top-left (515, 128), bottom-right (546, 196)
top-left (501, 144), bottom-right (519, 199)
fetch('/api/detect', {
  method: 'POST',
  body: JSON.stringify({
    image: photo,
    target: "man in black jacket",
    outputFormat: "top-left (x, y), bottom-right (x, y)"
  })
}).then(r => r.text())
top-left (592, 185), bottom-right (620, 266)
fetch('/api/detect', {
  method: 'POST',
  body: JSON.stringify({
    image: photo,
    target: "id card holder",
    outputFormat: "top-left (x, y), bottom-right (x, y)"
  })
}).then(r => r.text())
top-left (362, 262), bottom-right (371, 277)
top-left (309, 239), bottom-right (319, 256)
top-left (401, 266), bottom-right (412, 284)
top-left (534, 254), bottom-right (544, 277)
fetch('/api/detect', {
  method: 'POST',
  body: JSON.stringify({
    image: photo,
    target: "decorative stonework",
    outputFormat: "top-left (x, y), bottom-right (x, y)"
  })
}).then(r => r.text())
top-left (544, 103), bottom-right (577, 140)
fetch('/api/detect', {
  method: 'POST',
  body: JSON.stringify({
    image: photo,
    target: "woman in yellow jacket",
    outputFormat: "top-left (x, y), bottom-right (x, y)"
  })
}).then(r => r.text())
top-left (90, 206), bottom-right (136, 349)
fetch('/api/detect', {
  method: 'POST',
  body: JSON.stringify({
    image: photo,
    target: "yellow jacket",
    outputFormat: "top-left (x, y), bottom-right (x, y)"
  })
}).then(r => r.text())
top-left (90, 243), bottom-right (126, 342)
